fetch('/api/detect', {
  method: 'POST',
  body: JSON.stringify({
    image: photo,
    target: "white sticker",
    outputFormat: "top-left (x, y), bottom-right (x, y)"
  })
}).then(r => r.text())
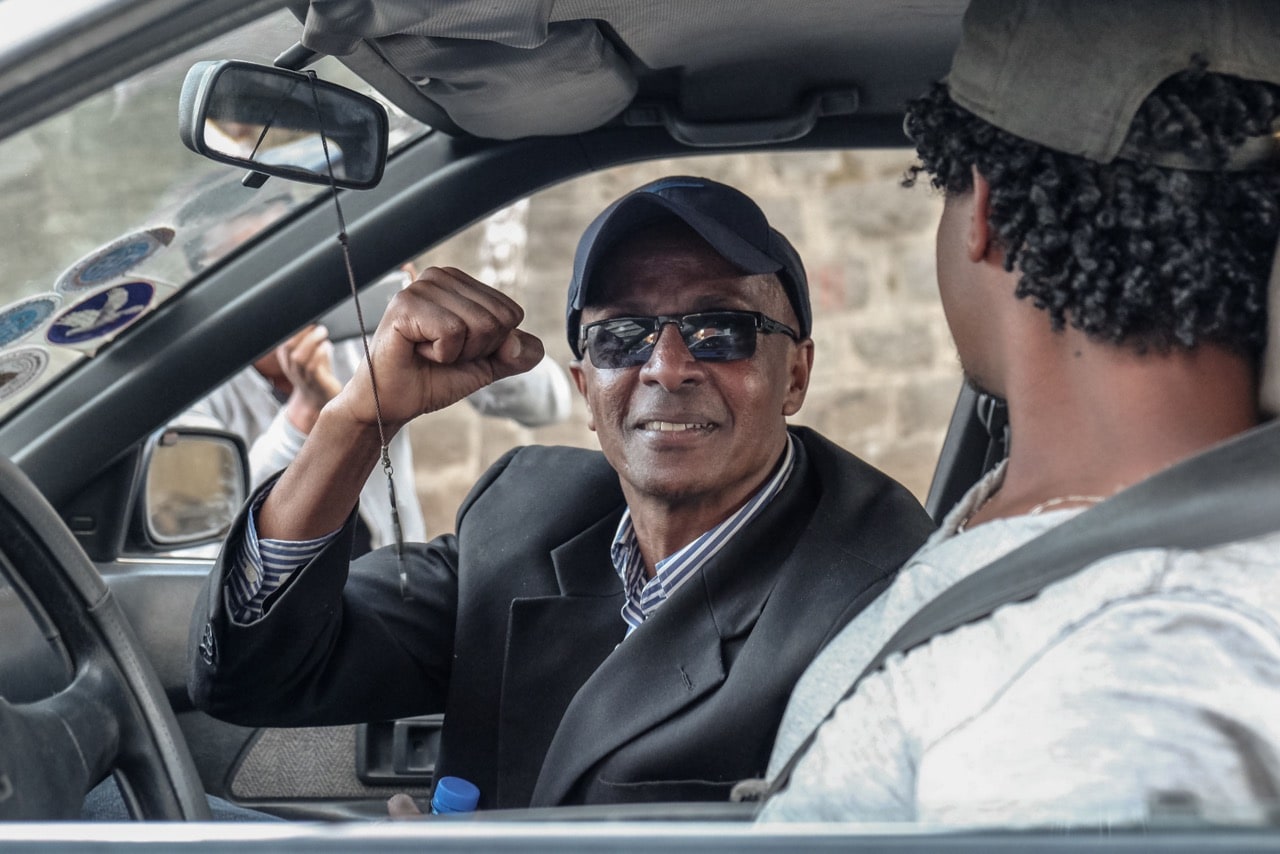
top-left (0, 346), bottom-right (49, 403)
top-left (0, 293), bottom-right (61, 348)
top-left (55, 226), bottom-right (175, 293)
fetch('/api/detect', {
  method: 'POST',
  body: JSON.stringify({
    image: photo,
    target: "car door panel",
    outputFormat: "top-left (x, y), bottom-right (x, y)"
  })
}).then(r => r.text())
top-left (102, 561), bottom-right (440, 818)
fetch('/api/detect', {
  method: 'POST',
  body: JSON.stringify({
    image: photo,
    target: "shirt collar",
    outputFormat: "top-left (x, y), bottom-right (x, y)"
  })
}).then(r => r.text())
top-left (610, 434), bottom-right (798, 634)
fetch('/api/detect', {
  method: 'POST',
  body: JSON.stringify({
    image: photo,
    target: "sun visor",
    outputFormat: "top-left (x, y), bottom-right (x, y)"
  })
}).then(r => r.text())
top-left (299, 0), bottom-right (637, 139)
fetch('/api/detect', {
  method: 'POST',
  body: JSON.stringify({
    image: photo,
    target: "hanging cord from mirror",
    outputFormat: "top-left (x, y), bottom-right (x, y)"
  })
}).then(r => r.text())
top-left (306, 70), bottom-right (411, 601)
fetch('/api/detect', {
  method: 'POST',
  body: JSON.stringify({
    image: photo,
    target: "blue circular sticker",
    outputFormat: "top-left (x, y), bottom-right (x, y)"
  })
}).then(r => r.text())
top-left (47, 281), bottom-right (155, 346)
top-left (0, 294), bottom-right (60, 348)
top-left (0, 346), bottom-right (50, 403)
top-left (55, 227), bottom-right (175, 293)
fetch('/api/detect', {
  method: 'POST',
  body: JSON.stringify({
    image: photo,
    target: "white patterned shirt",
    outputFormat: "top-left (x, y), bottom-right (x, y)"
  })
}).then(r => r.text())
top-left (759, 463), bottom-right (1280, 828)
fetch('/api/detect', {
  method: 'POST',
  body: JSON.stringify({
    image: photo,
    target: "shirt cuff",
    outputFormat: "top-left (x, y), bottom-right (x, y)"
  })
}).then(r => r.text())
top-left (225, 485), bottom-right (341, 624)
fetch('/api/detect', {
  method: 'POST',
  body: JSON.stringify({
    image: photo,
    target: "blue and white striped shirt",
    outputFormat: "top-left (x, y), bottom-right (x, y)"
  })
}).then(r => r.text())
top-left (226, 489), bottom-right (337, 623)
top-left (228, 435), bottom-right (796, 628)
top-left (611, 435), bottom-right (796, 637)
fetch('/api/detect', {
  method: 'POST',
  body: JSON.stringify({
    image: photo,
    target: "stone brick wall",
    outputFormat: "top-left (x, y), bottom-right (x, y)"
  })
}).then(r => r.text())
top-left (408, 150), bottom-right (961, 537)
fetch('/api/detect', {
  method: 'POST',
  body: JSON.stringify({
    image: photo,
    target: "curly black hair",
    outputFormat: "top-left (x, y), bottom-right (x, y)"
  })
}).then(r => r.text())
top-left (903, 63), bottom-right (1280, 355)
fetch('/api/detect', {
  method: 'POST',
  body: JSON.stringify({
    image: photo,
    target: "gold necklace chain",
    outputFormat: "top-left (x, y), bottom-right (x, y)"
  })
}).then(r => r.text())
top-left (956, 493), bottom-right (1107, 534)
top-left (1026, 495), bottom-right (1107, 515)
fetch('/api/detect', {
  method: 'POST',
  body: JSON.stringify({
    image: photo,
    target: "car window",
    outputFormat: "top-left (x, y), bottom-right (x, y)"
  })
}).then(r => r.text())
top-left (156, 151), bottom-right (958, 554)
top-left (0, 9), bottom-right (428, 422)
top-left (404, 153), bottom-right (961, 537)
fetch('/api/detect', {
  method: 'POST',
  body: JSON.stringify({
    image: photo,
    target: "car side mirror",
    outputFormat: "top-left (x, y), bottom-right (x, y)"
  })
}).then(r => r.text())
top-left (178, 60), bottom-right (388, 189)
top-left (138, 427), bottom-right (249, 549)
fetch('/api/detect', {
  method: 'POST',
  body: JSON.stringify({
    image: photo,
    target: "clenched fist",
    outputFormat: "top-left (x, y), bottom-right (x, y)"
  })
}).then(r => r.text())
top-left (333, 267), bottom-right (545, 431)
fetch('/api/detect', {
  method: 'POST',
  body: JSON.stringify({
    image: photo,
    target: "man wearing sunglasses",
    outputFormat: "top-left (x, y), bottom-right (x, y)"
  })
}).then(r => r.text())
top-left (188, 176), bottom-right (933, 814)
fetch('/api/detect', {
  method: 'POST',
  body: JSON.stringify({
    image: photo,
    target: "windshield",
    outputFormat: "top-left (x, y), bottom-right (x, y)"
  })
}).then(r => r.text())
top-left (0, 8), bottom-right (426, 421)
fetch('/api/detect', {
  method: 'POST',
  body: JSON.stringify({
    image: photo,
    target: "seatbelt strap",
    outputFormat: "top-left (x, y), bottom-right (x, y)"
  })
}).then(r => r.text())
top-left (757, 418), bottom-right (1280, 803)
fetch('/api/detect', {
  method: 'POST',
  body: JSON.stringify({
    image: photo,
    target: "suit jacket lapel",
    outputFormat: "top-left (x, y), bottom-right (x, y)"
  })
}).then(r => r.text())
top-left (494, 508), bottom-right (625, 807)
top-left (548, 507), bottom-right (627, 597)
top-left (527, 435), bottom-right (817, 806)
top-left (528, 572), bottom-right (727, 806)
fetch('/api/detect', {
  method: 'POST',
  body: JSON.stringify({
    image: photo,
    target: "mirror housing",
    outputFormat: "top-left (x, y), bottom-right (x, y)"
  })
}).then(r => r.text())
top-left (137, 427), bottom-right (248, 550)
top-left (178, 60), bottom-right (388, 189)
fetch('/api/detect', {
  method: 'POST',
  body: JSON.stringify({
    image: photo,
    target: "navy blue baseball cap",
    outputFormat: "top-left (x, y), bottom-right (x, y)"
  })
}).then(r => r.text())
top-left (566, 175), bottom-right (811, 359)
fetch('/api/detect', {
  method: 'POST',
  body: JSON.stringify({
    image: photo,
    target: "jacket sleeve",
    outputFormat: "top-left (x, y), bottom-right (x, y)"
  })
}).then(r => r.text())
top-left (187, 450), bottom-right (524, 727)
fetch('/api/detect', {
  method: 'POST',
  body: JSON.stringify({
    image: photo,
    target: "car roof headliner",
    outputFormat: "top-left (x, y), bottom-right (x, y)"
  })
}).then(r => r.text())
top-left (286, 0), bottom-right (967, 141)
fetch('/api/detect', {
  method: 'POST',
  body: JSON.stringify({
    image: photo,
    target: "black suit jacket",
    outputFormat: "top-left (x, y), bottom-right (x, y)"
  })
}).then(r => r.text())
top-left (189, 426), bottom-right (933, 809)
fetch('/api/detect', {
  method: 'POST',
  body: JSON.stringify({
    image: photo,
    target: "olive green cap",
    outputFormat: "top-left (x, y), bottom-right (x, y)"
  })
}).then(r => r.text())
top-left (947, 0), bottom-right (1280, 166)
top-left (945, 0), bottom-right (1280, 414)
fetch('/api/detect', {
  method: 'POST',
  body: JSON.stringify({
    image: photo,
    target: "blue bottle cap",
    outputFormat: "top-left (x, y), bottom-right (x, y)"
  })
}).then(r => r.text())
top-left (430, 776), bottom-right (480, 814)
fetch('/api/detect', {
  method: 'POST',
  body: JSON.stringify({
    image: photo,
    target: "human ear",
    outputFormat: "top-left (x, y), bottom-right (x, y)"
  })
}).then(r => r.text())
top-left (967, 166), bottom-right (993, 263)
top-left (781, 339), bottom-right (814, 416)
top-left (568, 361), bottom-right (597, 431)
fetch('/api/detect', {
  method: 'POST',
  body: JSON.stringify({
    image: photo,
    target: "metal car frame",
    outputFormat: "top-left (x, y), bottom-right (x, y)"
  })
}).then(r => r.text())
top-left (0, 0), bottom-right (1277, 848)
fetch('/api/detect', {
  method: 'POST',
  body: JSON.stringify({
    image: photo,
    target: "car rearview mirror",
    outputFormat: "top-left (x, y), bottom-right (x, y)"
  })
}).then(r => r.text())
top-left (179, 60), bottom-right (388, 190)
top-left (139, 427), bottom-right (249, 548)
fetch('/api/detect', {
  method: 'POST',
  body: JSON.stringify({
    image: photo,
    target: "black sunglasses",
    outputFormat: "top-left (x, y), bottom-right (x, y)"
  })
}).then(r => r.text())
top-left (579, 310), bottom-right (800, 369)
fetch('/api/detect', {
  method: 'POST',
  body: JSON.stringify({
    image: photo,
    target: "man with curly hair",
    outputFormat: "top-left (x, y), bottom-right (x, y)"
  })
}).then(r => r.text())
top-left (754, 0), bottom-right (1280, 828)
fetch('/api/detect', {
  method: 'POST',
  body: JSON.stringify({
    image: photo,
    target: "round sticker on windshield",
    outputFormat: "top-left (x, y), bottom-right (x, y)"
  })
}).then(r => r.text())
top-left (47, 281), bottom-right (155, 346)
top-left (0, 293), bottom-right (61, 348)
top-left (55, 227), bottom-right (175, 293)
top-left (0, 346), bottom-right (50, 403)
